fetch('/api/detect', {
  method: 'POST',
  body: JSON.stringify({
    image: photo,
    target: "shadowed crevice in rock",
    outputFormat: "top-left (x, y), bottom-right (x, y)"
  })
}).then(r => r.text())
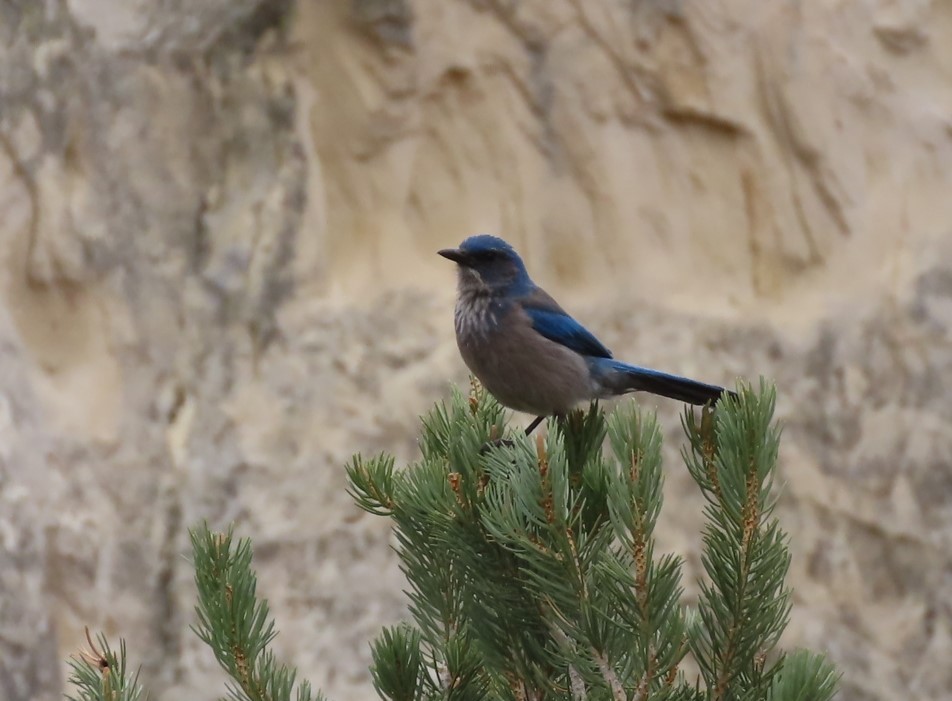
top-left (350, 0), bottom-right (414, 48)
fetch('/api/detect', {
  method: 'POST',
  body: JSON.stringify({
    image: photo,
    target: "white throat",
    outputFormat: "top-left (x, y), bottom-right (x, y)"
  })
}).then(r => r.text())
top-left (454, 269), bottom-right (496, 339)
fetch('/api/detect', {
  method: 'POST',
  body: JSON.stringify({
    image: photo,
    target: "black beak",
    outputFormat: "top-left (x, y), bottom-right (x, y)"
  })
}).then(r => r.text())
top-left (438, 248), bottom-right (469, 265)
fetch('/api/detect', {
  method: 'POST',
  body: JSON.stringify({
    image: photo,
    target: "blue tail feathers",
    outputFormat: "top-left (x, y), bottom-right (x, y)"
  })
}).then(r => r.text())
top-left (590, 358), bottom-right (732, 406)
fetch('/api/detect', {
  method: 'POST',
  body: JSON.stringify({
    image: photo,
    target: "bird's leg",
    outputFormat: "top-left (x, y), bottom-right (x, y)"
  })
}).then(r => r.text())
top-left (524, 416), bottom-right (546, 436)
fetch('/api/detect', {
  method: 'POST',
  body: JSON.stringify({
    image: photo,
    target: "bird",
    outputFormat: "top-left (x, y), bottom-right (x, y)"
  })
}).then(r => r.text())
top-left (438, 234), bottom-right (734, 435)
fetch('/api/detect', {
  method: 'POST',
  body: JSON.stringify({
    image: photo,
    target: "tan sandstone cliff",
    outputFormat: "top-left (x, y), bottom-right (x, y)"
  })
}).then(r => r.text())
top-left (1, 1), bottom-right (951, 699)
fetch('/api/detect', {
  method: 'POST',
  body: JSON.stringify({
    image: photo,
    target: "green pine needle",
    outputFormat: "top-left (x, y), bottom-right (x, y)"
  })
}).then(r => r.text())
top-left (66, 631), bottom-right (146, 701)
top-left (371, 625), bottom-right (427, 701)
top-left (189, 523), bottom-right (325, 701)
top-left (66, 377), bottom-right (837, 701)
top-left (347, 377), bottom-right (838, 701)
top-left (768, 650), bottom-right (841, 701)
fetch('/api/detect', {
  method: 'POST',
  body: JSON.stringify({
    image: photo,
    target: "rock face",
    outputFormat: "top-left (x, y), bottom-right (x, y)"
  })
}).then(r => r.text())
top-left (0, 0), bottom-right (950, 700)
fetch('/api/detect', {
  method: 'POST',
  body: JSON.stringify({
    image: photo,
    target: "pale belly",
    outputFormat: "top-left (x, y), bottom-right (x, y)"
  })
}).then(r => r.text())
top-left (456, 325), bottom-right (593, 416)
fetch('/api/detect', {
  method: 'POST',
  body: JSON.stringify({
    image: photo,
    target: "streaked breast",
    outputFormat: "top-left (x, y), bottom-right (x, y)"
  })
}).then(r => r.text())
top-left (454, 289), bottom-right (498, 341)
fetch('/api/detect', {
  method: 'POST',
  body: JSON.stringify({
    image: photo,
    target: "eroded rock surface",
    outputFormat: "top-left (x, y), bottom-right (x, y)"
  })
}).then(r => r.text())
top-left (1, 1), bottom-right (951, 699)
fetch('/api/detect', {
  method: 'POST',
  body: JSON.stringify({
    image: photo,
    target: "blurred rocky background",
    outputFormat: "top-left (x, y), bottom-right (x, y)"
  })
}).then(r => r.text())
top-left (1, 0), bottom-right (951, 699)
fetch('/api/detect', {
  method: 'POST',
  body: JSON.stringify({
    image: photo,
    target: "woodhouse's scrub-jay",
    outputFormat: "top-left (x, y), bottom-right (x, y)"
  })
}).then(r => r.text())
top-left (439, 235), bottom-right (733, 434)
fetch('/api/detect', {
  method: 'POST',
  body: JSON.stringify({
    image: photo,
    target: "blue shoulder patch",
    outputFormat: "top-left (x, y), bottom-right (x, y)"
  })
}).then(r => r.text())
top-left (524, 307), bottom-right (613, 359)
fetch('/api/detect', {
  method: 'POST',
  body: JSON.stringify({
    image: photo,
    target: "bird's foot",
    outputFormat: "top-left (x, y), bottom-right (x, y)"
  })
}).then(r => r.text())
top-left (479, 438), bottom-right (515, 455)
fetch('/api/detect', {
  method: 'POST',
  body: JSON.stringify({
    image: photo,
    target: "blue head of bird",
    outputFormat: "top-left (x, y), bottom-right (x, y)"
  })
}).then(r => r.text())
top-left (438, 235), bottom-right (531, 294)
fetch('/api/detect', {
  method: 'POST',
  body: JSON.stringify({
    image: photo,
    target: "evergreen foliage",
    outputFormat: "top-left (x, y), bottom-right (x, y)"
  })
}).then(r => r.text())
top-left (348, 379), bottom-right (838, 700)
top-left (67, 528), bottom-right (325, 701)
top-left (190, 526), bottom-right (325, 701)
top-left (66, 630), bottom-right (146, 701)
top-left (66, 379), bottom-right (838, 701)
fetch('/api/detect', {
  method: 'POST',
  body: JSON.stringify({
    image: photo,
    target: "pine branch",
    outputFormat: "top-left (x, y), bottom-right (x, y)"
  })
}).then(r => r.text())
top-left (370, 625), bottom-right (427, 701)
top-left (600, 404), bottom-right (688, 698)
top-left (683, 380), bottom-right (792, 699)
top-left (190, 523), bottom-right (325, 701)
top-left (768, 649), bottom-right (840, 701)
top-left (350, 378), bottom-right (835, 700)
top-left (66, 628), bottom-right (147, 701)
top-left (347, 453), bottom-right (396, 516)
top-left (65, 378), bottom-right (836, 701)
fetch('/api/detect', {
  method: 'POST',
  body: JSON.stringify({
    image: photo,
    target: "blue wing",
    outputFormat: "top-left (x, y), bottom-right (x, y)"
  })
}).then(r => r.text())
top-left (520, 288), bottom-right (613, 359)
